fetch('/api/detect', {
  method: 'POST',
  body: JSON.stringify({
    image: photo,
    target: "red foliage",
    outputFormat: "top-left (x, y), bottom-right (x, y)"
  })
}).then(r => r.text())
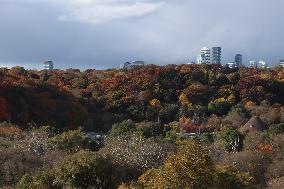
top-left (0, 96), bottom-right (8, 120)
top-left (179, 117), bottom-right (214, 133)
top-left (0, 125), bottom-right (22, 139)
top-left (256, 144), bottom-right (274, 154)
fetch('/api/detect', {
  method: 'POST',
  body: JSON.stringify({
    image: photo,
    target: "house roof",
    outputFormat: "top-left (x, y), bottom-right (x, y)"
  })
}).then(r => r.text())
top-left (240, 116), bottom-right (268, 133)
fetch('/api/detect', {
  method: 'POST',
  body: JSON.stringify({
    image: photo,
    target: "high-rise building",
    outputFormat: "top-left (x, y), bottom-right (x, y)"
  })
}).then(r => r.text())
top-left (198, 47), bottom-right (210, 64)
top-left (212, 47), bottom-right (221, 64)
top-left (123, 61), bottom-right (145, 69)
top-left (43, 60), bottom-right (54, 70)
top-left (258, 61), bottom-right (267, 69)
top-left (197, 55), bottom-right (202, 64)
top-left (249, 60), bottom-right (257, 68)
top-left (235, 54), bottom-right (242, 67)
top-left (279, 60), bottom-right (284, 68)
top-left (226, 62), bottom-right (237, 69)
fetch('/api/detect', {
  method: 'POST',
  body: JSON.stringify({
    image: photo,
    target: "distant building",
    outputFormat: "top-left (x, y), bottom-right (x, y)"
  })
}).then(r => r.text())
top-left (240, 116), bottom-right (268, 133)
top-left (212, 47), bottom-right (221, 64)
top-left (197, 55), bottom-right (203, 64)
top-left (226, 62), bottom-right (237, 69)
top-left (278, 60), bottom-right (284, 68)
top-left (123, 61), bottom-right (145, 69)
top-left (249, 60), bottom-right (257, 68)
top-left (43, 60), bottom-right (54, 70)
top-left (187, 61), bottom-right (196, 65)
top-left (197, 47), bottom-right (211, 64)
top-left (258, 61), bottom-right (267, 69)
top-left (235, 54), bottom-right (242, 67)
top-left (248, 60), bottom-right (268, 69)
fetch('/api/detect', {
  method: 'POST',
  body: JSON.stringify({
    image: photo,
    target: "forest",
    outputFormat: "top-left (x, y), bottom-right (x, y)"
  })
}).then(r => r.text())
top-left (0, 64), bottom-right (284, 188)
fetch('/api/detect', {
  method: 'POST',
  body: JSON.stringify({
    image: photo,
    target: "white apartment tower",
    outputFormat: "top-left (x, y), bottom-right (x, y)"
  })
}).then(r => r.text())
top-left (279, 60), bottom-right (284, 68)
top-left (249, 60), bottom-right (257, 68)
top-left (197, 47), bottom-right (211, 64)
top-left (258, 61), bottom-right (267, 69)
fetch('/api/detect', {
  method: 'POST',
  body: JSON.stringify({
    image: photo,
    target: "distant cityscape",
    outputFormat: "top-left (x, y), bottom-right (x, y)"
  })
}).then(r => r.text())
top-left (42, 47), bottom-right (284, 70)
top-left (119, 47), bottom-right (284, 70)
top-left (195, 46), bottom-right (268, 69)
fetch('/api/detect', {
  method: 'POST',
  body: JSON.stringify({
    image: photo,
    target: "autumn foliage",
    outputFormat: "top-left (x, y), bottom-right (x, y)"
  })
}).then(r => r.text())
top-left (0, 65), bottom-right (283, 132)
top-left (1, 65), bottom-right (284, 189)
top-left (0, 97), bottom-right (8, 120)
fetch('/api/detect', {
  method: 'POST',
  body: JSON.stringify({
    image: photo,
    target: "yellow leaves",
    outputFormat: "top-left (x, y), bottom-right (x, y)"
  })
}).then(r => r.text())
top-left (117, 183), bottom-right (131, 189)
top-left (213, 97), bottom-right (226, 103)
top-left (179, 93), bottom-right (189, 106)
top-left (149, 99), bottom-right (161, 107)
top-left (180, 65), bottom-right (191, 74)
top-left (114, 71), bottom-right (126, 77)
top-left (175, 139), bottom-right (195, 146)
top-left (215, 165), bottom-right (255, 188)
top-left (211, 94), bottom-right (236, 104)
top-left (134, 141), bottom-right (215, 189)
top-left (245, 101), bottom-right (256, 109)
top-left (179, 116), bottom-right (191, 125)
top-left (259, 73), bottom-right (271, 79)
top-left (227, 94), bottom-right (236, 104)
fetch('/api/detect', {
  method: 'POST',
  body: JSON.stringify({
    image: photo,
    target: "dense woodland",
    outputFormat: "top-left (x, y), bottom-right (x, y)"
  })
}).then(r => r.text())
top-left (0, 64), bottom-right (284, 188)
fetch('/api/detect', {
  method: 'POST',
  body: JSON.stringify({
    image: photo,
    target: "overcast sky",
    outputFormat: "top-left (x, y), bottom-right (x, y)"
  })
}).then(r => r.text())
top-left (0, 0), bottom-right (284, 70)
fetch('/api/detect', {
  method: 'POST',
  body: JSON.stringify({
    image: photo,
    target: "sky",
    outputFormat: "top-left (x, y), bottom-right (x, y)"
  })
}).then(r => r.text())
top-left (0, 0), bottom-right (284, 70)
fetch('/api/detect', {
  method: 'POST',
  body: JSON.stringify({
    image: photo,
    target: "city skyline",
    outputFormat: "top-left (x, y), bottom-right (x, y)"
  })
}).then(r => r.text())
top-left (0, 46), bottom-right (279, 70)
top-left (0, 0), bottom-right (284, 70)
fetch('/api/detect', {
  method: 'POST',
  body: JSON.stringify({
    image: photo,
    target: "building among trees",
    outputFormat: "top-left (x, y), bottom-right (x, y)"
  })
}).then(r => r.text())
top-left (249, 60), bottom-right (257, 68)
top-left (226, 62), bottom-right (237, 69)
top-left (197, 47), bottom-right (211, 64)
top-left (212, 47), bottom-right (222, 64)
top-left (240, 116), bottom-right (268, 133)
top-left (123, 61), bottom-right (145, 69)
top-left (258, 61), bottom-right (268, 69)
top-left (43, 60), bottom-right (54, 70)
top-left (249, 60), bottom-right (267, 69)
top-left (278, 60), bottom-right (284, 68)
top-left (235, 54), bottom-right (243, 67)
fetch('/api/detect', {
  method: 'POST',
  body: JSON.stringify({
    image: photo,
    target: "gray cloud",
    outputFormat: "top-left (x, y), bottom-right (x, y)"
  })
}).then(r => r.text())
top-left (0, 0), bottom-right (283, 69)
top-left (56, 0), bottom-right (165, 24)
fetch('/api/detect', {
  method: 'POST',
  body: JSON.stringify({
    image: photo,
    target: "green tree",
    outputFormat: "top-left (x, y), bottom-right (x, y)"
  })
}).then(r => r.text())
top-left (218, 127), bottom-right (243, 152)
top-left (54, 150), bottom-right (115, 189)
top-left (108, 120), bottom-right (136, 138)
top-left (49, 129), bottom-right (102, 152)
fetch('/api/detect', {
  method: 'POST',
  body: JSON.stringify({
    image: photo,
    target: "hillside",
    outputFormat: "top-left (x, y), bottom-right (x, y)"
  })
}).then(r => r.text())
top-left (0, 64), bottom-right (284, 188)
top-left (0, 64), bottom-right (284, 131)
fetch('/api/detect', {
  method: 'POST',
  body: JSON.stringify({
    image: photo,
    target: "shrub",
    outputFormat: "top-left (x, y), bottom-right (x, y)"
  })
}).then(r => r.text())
top-left (108, 120), bottom-right (136, 138)
top-left (215, 166), bottom-right (255, 189)
top-left (53, 150), bottom-right (116, 189)
top-left (133, 141), bottom-right (215, 189)
top-left (0, 147), bottom-right (41, 187)
top-left (218, 127), bottom-right (243, 152)
top-left (17, 172), bottom-right (58, 189)
top-left (17, 174), bottom-right (33, 189)
top-left (17, 126), bottom-right (54, 157)
top-left (219, 150), bottom-right (271, 187)
top-left (0, 124), bottom-right (22, 139)
top-left (49, 129), bottom-right (102, 152)
top-left (100, 133), bottom-right (175, 181)
top-left (268, 123), bottom-right (284, 136)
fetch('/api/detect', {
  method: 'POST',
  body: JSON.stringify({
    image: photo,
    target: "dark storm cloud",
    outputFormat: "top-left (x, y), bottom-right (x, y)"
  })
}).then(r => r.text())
top-left (0, 0), bottom-right (284, 69)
